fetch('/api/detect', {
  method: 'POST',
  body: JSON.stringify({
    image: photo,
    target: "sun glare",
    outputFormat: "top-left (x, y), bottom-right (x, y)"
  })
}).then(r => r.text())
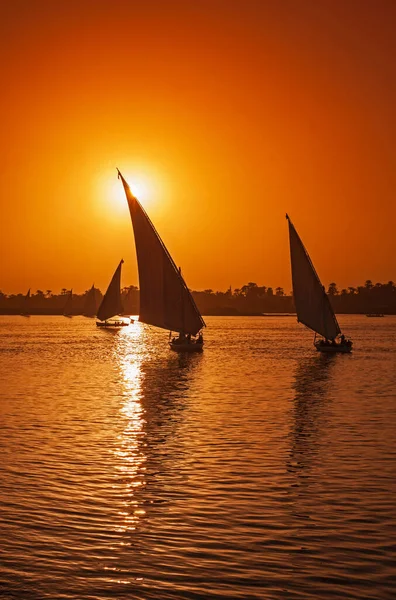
top-left (129, 181), bottom-right (149, 203)
top-left (108, 179), bottom-right (129, 214)
top-left (97, 170), bottom-right (157, 217)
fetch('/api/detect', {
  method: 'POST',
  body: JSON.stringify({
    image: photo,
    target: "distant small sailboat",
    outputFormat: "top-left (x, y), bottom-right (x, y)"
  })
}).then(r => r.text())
top-left (83, 284), bottom-right (97, 318)
top-left (96, 260), bottom-right (130, 327)
top-left (20, 288), bottom-right (31, 317)
top-left (286, 214), bottom-right (352, 353)
top-left (118, 169), bottom-right (205, 351)
top-left (63, 289), bottom-right (73, 318)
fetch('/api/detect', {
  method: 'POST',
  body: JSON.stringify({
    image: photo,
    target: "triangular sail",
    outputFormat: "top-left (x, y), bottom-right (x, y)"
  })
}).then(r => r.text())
top-left (286, 214), bottom-right (340, 340)
top-left (97, 260), bottom-right (124, 322)
top-left (83, 284), bottom-right (97, 317)
top-left (63, 289), bottom-right (73, 316)
top-left (118, 170), bottom-right (205, 336)
top-left (21, 289), bottom-right (30, 315)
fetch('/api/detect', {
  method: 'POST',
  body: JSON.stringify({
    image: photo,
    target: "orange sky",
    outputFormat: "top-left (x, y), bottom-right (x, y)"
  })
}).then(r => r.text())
top-left (1, 0), bottom-right (396, 294)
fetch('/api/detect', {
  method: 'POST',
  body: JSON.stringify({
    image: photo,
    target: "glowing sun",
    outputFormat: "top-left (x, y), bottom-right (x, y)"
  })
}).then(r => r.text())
top-left (100, 172), bottom-right (153, 215)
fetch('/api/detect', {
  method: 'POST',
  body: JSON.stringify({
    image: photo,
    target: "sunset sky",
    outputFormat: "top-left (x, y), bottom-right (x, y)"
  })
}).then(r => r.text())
top-left (1, 0), bottom-right (396, 294)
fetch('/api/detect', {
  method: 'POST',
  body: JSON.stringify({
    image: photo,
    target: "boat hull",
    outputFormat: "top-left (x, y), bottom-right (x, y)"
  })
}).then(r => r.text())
top-left (96, 320), bottom-right (131, 328)
top-left (315, 342), bottom-right (352, 353)
top-left (169, 342), bottom-right (203, 353)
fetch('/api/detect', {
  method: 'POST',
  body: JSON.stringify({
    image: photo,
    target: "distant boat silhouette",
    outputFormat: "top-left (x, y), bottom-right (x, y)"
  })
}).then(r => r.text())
top-left (286, 214), bottom-right (352, 353)
top-left (366, 313), bottom-right (384, 317)
top-left (83, 284), bottom-right (97, 318)
top-left (63, 289), bottom-right (73, 318)
top-left (118, 169), bottom-right (205, 352)
top-left (20, 288), bottom-right (31, 317)
top-left (96, 260), bottom-right (130, 328)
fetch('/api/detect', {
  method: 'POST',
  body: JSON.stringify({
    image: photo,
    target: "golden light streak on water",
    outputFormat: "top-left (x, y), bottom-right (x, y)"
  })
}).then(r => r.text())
top-left (112, 323), bottom-right (148, 535)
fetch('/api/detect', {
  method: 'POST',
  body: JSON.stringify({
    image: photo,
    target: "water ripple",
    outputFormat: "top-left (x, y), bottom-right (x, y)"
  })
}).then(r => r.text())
top-left (0, 315), bottom-right (395, 599)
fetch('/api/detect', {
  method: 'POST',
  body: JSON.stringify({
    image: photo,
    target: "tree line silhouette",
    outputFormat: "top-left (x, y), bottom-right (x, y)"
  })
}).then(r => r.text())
top-left (1, 279), bottom-right (395, 315)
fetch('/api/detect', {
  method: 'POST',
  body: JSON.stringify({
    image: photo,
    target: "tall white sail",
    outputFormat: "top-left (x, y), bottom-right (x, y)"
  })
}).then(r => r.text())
top-left (286, 214), bottom-right (340, 340)
top-left (97, 260), bottom-right (124, 322)
top-left (118, 170), bottom-right (205, 336)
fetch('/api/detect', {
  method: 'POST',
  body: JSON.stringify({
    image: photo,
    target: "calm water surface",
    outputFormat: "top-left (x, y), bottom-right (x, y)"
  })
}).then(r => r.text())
top-left (0, 316), bottom-right (395, 599)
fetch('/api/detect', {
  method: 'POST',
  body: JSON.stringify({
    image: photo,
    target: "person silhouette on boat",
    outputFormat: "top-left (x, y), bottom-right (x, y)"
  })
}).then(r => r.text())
top-left (176, 332), bottom-right (186, 344)
top-left (196, 333), bottom-right (203, 345)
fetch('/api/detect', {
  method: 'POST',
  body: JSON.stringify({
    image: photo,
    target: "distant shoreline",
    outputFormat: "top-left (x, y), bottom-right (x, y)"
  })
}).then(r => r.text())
top-left (2, 281), bottom-right (395, 316)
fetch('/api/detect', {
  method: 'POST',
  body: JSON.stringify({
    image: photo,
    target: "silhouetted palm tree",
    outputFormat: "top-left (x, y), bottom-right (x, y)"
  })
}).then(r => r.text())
top-left (328, 282), bottom-right (338, 295)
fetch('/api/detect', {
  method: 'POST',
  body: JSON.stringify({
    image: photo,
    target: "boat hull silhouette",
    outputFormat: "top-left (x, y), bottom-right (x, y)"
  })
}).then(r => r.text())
top-left (315, 341), bottom-right (352, 353)
top-left (96, 319), bottom-right (131, 328)
top-left (169, 341), bottom-right (204, 353)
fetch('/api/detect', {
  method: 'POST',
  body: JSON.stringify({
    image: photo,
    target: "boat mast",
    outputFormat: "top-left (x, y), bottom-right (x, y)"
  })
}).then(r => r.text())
top-left (179, 266), bottom-right (185, 334)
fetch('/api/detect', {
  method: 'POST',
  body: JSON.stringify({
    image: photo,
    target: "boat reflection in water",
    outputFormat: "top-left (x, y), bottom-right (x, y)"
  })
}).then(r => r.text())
top-left (111, 323), bottom-right (202, 537)
top-left (287, 353), bottom-right (336, 481)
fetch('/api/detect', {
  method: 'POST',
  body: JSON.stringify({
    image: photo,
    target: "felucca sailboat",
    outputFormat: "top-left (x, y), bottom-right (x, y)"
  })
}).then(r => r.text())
top-left (20, 289), bottom-right (31, 317)
top-left (117, 169), bottom-right (205, 352)
top-left (286, 214), bottom-right (352, 353)
top-left (63, 289), bottom-right (73, 318)
top-left (83, 284), bottom-right (97, 318)
top-left (96, 260), bottom-right (130, 327)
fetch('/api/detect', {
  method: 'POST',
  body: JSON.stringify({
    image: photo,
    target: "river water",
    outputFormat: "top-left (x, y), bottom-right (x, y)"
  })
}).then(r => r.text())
top-left (0, 315), bottom-right (395, 599)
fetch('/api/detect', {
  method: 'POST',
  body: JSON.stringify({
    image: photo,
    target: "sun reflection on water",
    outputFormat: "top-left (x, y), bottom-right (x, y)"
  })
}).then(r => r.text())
top-left (110, 323), bottom-right (203, 536)
top-left (112, 322), bottom-right (149, 533)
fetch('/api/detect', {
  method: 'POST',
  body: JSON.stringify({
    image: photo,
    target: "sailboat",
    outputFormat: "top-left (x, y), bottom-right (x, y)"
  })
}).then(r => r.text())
top-left (117, 169), bottom-right (205, 352)
top-left (286, 214), bottom-right (352, 353)
top-left (20, 288), bottom-right (31, 317)
top-left (96, 260), bottom-right (130, 327)
top-left (83, 284), bottom-right (97, 318)
top-left (63, 289), bottom-right (73, 318)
